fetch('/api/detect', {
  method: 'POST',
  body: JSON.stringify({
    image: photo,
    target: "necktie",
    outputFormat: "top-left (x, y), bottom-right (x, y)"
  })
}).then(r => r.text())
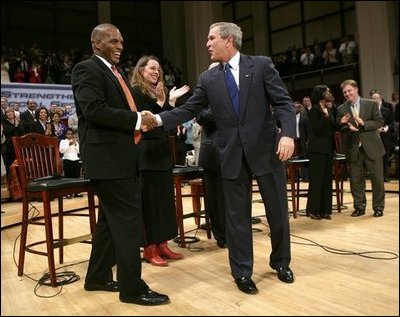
top-left (224, 63), bottom-right (240, 118)
top-left (351, 103), bottom-right (359, 117)
top-left (111, 66), bottom-right (141, 144)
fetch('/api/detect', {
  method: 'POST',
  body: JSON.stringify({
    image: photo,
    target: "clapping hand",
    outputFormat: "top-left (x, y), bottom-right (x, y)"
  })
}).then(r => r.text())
top-left (353, 115), bottom-right (364, 127)
top-left (141, 110), bottom-right (157, 132)
top-left (155, 82), bottom-right (166, 105)
top-left (169, 85), bottom-right (190, 101)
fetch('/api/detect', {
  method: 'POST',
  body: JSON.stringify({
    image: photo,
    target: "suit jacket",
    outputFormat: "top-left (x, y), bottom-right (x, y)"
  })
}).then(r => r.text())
top-left (197, 107), bottom-right (219, 171)
top-left (160, 54), bottom-right (295, 179)
top-left (131, 85), bottom-right (174, 171)
top-left (380, 104), bottom-right (397, 152)
top-left (336, 98), bottom-right (385, 162)
top-left (71, 55), bottom-right (139, 179)
top-left (307, 107), bottom-right (335, 155)
top-left (20, 110), bottom-right (36, 132)
top-left (29, 120), bottom-right (55, 136)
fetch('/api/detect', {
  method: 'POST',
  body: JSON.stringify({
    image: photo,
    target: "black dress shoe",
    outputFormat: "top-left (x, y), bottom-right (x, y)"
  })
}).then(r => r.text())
top-left (216, 240), bottom-right (227, 248)
top-left (309, 213), bottom-right (321, 220)
top-left (234, 276), bottom-right (258, 294)
top-left (119, 288), bottom-right (170, 305)
top-left (84, 280), bottom-right (119, 292)
top-left (321, 214), bottom-right (332, 220)
top-left (351, 210), bottom-right (365, 217)
top-left (373, 210), bottom-right (383, 217)
top-left (271, 266), bottom-right (294, 283)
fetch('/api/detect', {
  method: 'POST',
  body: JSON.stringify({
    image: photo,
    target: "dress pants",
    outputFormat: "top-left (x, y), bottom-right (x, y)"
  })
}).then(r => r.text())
top-left (86, 177), bottom-right (148, 297)
top-left (222, 157), bottom-right (291, 278)
top-left (350, 147), bottom-right (385, 212)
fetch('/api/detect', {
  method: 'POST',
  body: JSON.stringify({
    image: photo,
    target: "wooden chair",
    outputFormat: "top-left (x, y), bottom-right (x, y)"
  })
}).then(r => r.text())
top-left (333, 131), bottom-right (347, 212)
top-left (12, 133), bottom-right (96, 287)
top-left (172, 166), bottom-right (211, 247)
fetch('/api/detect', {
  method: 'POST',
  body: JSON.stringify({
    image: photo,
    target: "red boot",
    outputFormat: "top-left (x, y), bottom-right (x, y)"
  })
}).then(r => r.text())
top-left (157, 241), bottom-right (184, 260)
top-left (143, 244), bottom-right (168, 266)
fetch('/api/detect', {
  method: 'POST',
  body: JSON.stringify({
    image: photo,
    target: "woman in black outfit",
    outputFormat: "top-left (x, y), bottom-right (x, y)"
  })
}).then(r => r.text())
top-left (306, 85), bottom-right (336, 220)
top-left (131, 55), bottom-right (189, 266)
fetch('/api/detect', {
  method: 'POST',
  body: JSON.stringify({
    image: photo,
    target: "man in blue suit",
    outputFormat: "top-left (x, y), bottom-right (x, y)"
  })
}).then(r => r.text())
top-left (153, 22), bottom-right (296, 294)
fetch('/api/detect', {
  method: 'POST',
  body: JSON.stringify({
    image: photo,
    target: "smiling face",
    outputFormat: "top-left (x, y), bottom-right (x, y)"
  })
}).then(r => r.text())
top-left (342, 84), bottom-right (358, 104)
top-left (142, 59), bottom-right (161, 85)
top-left (92, 25), bottom-right (123, 66)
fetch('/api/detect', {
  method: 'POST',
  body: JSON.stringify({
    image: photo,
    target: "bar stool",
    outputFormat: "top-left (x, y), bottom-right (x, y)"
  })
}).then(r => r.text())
top-left (172, 166), bottom-right (211, 247)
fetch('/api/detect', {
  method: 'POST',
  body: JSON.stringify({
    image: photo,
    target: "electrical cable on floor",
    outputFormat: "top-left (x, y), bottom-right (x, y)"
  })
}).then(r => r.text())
top-left (12, 203), bottom-right (87, 298)
top-left (253, 214), bottom-right (399, 260)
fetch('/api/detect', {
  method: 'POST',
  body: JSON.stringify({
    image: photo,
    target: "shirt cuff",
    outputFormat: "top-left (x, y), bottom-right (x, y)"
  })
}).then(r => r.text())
top-left (155, 114), bottom-right (163, 126)
top-left (135, 112), bottom-right (142, 130)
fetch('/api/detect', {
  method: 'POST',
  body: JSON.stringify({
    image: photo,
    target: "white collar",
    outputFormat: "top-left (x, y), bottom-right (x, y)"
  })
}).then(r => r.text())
top-left (227, 51), bottom-right (240, 70)
top-left (95, 54), bottom-right (113, 71)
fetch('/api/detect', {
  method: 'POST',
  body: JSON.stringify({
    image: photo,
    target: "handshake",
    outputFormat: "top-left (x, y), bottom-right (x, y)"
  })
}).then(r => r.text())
top-left (140, 110), bottom-right (158, 132)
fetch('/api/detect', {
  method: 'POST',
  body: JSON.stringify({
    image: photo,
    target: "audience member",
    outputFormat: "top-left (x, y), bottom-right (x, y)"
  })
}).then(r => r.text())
top-left (1, 106), bottom-right (25, 175)
top-left (306, 85), bottom-right (336, 220)
top-left (130, 55), bottom-right (189, 266)
top-left (371, 92), bottom-right (397, 182)
top-left (19, 99), bottom-right (37, 132)
top-left (59, 128), bottom-right (82, 198)
top-left (29, 106), bottom-right (54, 136)
top-left (336, 79), bottom-right (385, 218)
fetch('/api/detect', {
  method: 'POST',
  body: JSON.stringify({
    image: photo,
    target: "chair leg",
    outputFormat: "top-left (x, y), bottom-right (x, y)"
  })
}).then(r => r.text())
top-left (42, 192), bottom-right (57, 287)
top-left (18, 198), bottom-right (29, 277)
top-left (58, 197), bottom-right (64, 264)
top-left (190, 183), bottom-right (202, 227)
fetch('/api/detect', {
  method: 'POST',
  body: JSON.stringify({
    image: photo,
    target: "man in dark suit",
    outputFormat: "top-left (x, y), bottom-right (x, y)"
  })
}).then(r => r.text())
top-left (19, 99), bottom-right (37, 132)
top-left (152, 22), bottom-right (296, 294)
top-left (371, 92), bottom-right (397, 182)
top-left (71, 23), bottom-right (169, 306)
top-left (337, 79), bottom-right (385, 217)
top-left (196, 106), bottom-right (226, 248)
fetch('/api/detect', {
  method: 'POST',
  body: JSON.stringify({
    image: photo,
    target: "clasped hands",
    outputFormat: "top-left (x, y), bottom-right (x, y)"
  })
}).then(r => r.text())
top-left (340, 113), bottom-right (363, 131)
top-left (140, 110), bottom-right (157, 132)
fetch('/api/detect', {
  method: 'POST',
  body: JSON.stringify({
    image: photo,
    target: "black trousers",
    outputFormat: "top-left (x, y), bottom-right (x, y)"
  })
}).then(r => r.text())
top-left (85, 177), bottom-right (148, 297)
top-left (203, 167), bottom-right (226, 242)
top-left (222, 157), bottom-right (291, 279)
top-left (63, 159), bottom-right (81, 178)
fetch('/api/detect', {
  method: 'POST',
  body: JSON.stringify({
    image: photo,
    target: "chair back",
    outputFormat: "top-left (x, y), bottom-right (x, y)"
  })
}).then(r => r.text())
top-left (334, 131), bottom-right (345, 154)
top-left (12, 133), bottom-right (62, 191)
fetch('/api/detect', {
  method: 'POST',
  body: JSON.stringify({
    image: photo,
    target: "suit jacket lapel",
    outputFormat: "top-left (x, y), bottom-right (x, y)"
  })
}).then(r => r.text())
top-left (238, 54), bottom-right (253, 120)
top-left (92, 56), bottom-right (129, 105)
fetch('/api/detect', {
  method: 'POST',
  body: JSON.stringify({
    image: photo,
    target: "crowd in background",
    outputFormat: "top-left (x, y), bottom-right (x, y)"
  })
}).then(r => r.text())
top-left (1, 44), bottom-right (182, 88)
top-left (273, 35), bottom-right (358, 77)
